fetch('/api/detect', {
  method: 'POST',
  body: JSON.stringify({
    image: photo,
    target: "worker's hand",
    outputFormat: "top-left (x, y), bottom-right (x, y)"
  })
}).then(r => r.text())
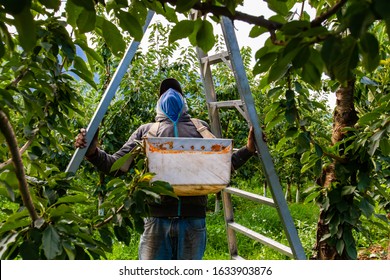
top-left (74, 128), bottom-right (98, 157)
top-left (246, 126), bottom-right (267, 154)
top-left (246, 126), bottom-right (256, 153)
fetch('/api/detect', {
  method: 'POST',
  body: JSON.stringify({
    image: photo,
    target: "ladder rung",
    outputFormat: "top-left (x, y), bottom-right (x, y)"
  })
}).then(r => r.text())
top-left (228, 222), bottom-right (293, 258)
top-left (224, 187), bottom-right (275, 207)
top-left (200, 51), bottom-right (230, 65)
top-left (209, 100), bottom-right (243, 108)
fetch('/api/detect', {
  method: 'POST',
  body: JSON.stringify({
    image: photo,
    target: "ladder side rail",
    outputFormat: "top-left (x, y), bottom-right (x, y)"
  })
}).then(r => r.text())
top-left (65, 11), bottom-right (155, 174)
top-left (191, 11), bottom-right (223, 138)
top-left (195, 47), bottom-right (223, 138)
top-left (220, 16), bottom-right (306, 260)
top-left (221, 190), bottom-right (239, 258)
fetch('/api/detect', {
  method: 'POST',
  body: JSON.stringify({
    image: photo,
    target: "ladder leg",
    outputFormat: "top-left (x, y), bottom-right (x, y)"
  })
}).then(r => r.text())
top-left (220, 16), bottom-right (306, 260)
top-left (65, 10), bottom-right (155, 174)
top-left (221, 190), bottom-right (238, 259)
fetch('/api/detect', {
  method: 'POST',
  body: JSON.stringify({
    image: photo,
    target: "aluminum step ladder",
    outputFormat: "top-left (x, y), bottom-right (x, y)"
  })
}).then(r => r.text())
top-left (65, 8), bottom-right (306, 260)
top-left (192, 11), bottom-right (306, 260)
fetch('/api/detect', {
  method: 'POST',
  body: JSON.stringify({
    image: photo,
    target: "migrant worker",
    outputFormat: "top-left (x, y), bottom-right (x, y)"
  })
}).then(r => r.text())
top-left (75, 78), bottom-right (256, 260)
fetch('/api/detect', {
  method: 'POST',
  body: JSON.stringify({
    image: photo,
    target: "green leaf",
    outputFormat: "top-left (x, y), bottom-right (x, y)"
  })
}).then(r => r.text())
top-left (196, 20), bottom-right (215, 53)
top-left (169, 20), bottom-right (195, 44)
top-left (283, 147), bottom-right (297, 157)
top-left (110, 152), bottom-right (135, 173)
top-left (69, 0), bottom-right (95, 11)
top-left (176, 0), bottom-right (198, 13)
top-left (374, 0), bottom-right (390, 20)
top-left (73, 56), bottom-right (92, 80)
top-left (113, 226), bottom-right (131, 245)
top-left (379, 138), bottom-right (390, 156)
top-left (254, 52), bottom-right (278, 75)
top-left (304, 190), bottom-right (321, 203)
top-left (285, 127), bottom-right (298, 138)
top-left (359, 197), bottom-right (374, 218)
top-left (1, 0), bottom-right (30, 14)
top-left (266, 114), bottom-right (285, 131)
top-left (70, 69), bottom-right (97, 89)
top-left (341, 185), bottom-right (356, 196)
top-left (65, 1), bottom-right (83, 28)
top-left (13, 5), bottom-right (36, 52)
top-left (314, 143), bottom-right (323, 157)
top-left (292, 45), bottom-right (310, 68)
top-left (75, 39), bottom-right (104, 66)
top-left (297, 132), bottom-right (311, 154)
top-left (267, 0), bottom-right (288, 16)
top-left (360, 32), bottom-right (380, 72)
top-left (345, 242), bottom-right (357, 259)
top-left (285, 106), bottom-right (298, 124)
top-left (150, 180), bottom-right (177, 198)
top-left (0, 231), bottom-right (20, 259)
top-left (76, 8), bottom-right (96, 33)
top-left (38, 0), bottom-right (61, 10)
top-left (357, 111), bottom-right (381, 125)
top-left (249, 26), bottom-right (268, 38)
top-left (0, 216), bottom-right (30, 235)
top-left (345, 1), bottom-right (372, 38)
top-left (281, 20), bottom-right (310, 36)
top-left (101, 18), bottom-right (126, 56)
top-left (264, 104), bottom-right (281, 123)
top-left (42, 225), bottom-right (62, 259)
top-left (333, 36), bottom-right (359, 83)
top-left (357, 171), bottom-right (370, 191)
top-left (0, 40), bottom-right (5, 59)
top-left (116, 10), bottom-right (143, 41)
top-left (336, 239), bottom-right (345, 255)
top-left (56, 194), bottom-right (88, 204)
top-left (302, 61), bottom-right (321, 88)
top-left (62, 241), bottom-right (76, 260)
top-left (314, 159), bottom-right (322, 177)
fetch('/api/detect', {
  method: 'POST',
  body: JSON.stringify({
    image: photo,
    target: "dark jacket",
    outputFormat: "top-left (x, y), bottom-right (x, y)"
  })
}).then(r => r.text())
top-left (87, 112), bottom-right (254, 218)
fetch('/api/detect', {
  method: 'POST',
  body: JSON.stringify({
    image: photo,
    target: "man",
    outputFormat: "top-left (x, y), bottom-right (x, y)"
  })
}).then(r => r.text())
top-left (75, 78), bottom-right (256, 260)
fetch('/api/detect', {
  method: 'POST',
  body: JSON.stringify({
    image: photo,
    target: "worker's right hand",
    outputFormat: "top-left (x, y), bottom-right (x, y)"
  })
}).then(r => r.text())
top-left (74, 128), bottom-right (98, 157)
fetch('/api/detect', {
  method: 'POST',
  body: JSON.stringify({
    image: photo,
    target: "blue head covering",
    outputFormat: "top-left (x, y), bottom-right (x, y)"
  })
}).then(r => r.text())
top-left (158, 88), bottom-right (186, 137)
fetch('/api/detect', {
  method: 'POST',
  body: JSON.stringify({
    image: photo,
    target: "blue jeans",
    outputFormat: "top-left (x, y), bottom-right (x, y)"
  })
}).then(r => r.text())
top-left (138, 217), bottom-right (206, 260)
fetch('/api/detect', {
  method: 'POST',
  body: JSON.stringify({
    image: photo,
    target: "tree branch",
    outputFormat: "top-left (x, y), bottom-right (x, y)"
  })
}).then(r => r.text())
top-left (162, 0), bottom-right (283, 30)
top-left (0, 128), bottom-right (39, 169)
top-left (311, 0), bottom-right (348, 27)
top-left (0, 109), bottom-right (39, 222)
top-left (94, 204), bottom-right (124, 228)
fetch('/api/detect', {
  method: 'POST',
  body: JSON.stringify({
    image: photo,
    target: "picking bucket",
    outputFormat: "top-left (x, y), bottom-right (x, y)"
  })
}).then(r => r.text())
top-left (145, 137), bottom-right (233, 196)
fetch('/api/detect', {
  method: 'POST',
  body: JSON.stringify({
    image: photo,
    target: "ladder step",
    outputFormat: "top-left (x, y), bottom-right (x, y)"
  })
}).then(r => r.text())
top-left (200, 51), bottom-right (230, 65)
top-left (224, 187), bottom-right (275, 207)
top-left (209, 100), bottom-right (243, 108)
top-left (228, 222), bottom-right (293, 258)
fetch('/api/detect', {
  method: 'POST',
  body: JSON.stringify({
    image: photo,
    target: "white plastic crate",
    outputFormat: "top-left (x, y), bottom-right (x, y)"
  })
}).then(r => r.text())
top-left (145, 137), bottom-right (233, 196)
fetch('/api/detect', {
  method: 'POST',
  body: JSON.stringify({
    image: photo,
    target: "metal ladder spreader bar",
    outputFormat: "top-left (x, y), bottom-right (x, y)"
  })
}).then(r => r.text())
top-left (228, 222), bottom-right (293, 258)
top-left (65, 11), bottom-right (155, 174)
top-left (224, 187), bottom-right (275, 207)
top-left (220, 16), bottom-right (306, 260)
top-left (209, 100), bottom-right (249, 122)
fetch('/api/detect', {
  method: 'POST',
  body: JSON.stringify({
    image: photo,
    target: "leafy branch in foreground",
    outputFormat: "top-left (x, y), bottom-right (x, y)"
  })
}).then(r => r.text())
top-left (0, 142), bottom-right (176, 259)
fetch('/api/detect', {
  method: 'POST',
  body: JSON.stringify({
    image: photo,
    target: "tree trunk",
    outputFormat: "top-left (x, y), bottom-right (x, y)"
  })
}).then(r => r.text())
top-left (316, 80), bottom-right (358, 260)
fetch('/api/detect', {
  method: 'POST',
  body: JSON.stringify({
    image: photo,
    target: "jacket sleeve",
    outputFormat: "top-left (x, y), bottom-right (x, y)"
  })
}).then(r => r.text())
top-left (231, 146), bottom-right (255, 171)
top-left (86, 124), bottom-right (151, 175)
